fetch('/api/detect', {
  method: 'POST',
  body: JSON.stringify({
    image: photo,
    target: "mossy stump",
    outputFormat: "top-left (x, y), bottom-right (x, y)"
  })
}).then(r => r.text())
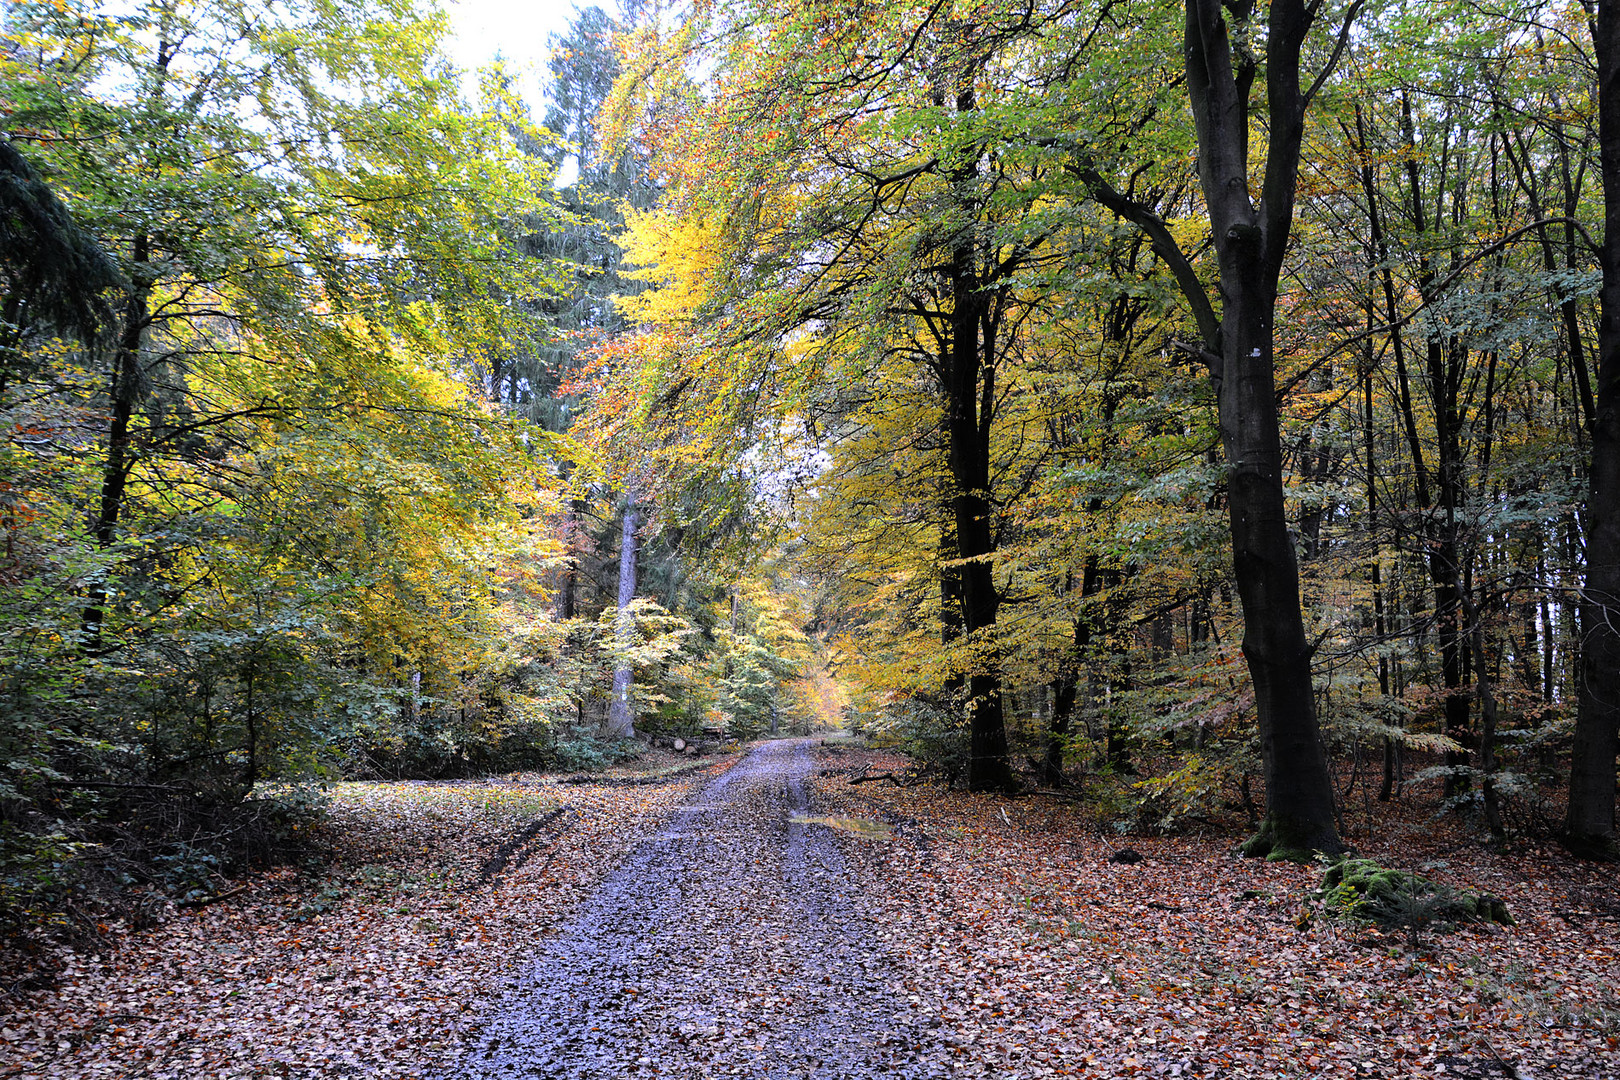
top-left (1319, 857), bottom-right (1512, 932)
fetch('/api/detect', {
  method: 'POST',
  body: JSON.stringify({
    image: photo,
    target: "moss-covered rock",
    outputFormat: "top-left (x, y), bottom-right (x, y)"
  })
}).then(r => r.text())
top-left (1318, 858), bottom-right (1512, 932)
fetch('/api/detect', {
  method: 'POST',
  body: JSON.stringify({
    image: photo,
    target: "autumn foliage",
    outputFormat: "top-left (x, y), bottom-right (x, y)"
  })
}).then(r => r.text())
top-left (2, 0), bottom-right (1619, 1072)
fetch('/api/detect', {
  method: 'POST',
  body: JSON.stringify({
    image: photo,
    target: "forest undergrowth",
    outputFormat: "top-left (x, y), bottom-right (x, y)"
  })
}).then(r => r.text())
top-left (1, 742), bottom-right (1614, 1078)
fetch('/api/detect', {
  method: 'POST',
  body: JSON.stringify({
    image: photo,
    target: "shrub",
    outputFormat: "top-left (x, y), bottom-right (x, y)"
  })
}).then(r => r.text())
top-left (1132, 753), bottom-right (1237, 832)
top-left (549, 727), bottom-right (641, 772)
top-left (861, 696), bottom-right (969, 783)
top-left (0, 826), bottom-right (93, 933)
top-left (1, 784), bottom-right (331, 938)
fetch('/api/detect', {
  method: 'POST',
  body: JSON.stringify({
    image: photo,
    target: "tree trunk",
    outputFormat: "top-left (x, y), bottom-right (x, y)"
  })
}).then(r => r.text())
top-left (1357, 94), bottom-right (1476, 801)
top-left (82, 234), bottom-right (150, 650)
top-left (606, 492), bottom-right (639, 738)
top-left (939, 515), bottom-right (965, 702)
top-left (1045, 560), bottom-right (1101, 787)
top-left (1464, 593), bottom-right (1506, 844)
top-left (1218, 281), bottom-right (1339, 859)
top-left (1426, 342), bottom-right (1473, 799)
top-left (1185, 0), bottom-right (1343, 859)
top-left (946, 253), bottom-right (1013, 792)
top-left (557, 493), bottom-right (587, 620)
top-left (1044, 673), bottom-right (1076, 787)
top-left (933, 53), bottom-right (1014, 792)
top-left (1569, 1), bottom-right (1620, 858)
top-left (1360, 295), bottom-right (1396, 802)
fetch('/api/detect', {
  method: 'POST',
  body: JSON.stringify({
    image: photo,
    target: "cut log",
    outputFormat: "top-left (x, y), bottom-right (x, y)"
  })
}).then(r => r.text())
top-left (673, 737), bottom-right (687, 752)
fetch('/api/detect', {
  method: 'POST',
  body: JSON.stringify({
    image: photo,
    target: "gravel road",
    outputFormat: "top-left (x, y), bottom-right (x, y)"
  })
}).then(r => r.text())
top-left (452, 738), bottom-right (949, 1078)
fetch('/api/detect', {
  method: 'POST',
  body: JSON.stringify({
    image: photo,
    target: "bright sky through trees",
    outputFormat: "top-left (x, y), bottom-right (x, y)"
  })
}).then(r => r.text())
top-left (446, 0), bottom-right (621, 185)
top-left (445, 0), bottom-right (604, 105)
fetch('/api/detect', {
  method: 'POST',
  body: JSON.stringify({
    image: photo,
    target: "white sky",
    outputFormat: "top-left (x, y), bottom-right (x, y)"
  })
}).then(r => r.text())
top-left (443, 0), bottom-right (613, 108)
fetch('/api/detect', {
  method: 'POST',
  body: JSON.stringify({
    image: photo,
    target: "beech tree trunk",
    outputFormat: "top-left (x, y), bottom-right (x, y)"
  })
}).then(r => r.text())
top-left (557, 494), bottom-right (587, 620)
top-left (1185, 0), bottom-right (1343, 858)
top-left (938, 518), bottom-right (965, 698)
top-left (1569, 1), bottom-right (1620, 857)
top-left (922, 44), bottom-right (1014, 793)
top-left (1082, 2), bottom-right (1345, 854)
top-left (1044, 560), bottom-right (1099, 787)
top-left (1349, 101), bottom-right (1478, 801)
top-left (1394, 90), bottom-right (1474, 795)
top-left (1044, 673), bottom-right (1076, 787)
top-left (946, 239), bottom-right (1014, 793)
top-left (606, 492), bottom-right (638, 739)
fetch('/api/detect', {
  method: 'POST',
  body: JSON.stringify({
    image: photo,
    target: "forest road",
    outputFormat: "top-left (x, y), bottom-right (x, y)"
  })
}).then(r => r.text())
top-left (449, 737), bottom-right (949, 1079)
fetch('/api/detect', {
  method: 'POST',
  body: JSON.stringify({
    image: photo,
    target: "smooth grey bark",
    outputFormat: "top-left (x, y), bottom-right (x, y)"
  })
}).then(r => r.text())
top-left (606, 492), bottom-right (639, 738)
top-left (1569, 0), bottom-right (1620, 858)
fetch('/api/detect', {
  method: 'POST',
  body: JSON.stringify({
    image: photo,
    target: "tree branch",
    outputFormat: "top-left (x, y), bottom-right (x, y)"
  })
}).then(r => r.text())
top-left (1071, 165), bottom-right (1221, 348)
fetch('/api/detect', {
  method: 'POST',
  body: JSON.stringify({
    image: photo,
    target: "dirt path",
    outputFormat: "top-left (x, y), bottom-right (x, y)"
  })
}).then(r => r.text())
top-left (11, 742), bottom-right (1610, 1078)
top-left (452, 739), bottom-right (947, 1079)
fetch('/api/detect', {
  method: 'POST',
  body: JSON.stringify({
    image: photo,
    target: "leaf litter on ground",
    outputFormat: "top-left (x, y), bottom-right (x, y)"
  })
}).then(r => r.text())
top-left (0, 752), bottom-right (738, 1079)
top-left (2, 742), bottom-right (1617, 1079)
top-left (817, 747), bottom-right (1619, 1079)
top-left (786, 813), bottom-right (893, 841)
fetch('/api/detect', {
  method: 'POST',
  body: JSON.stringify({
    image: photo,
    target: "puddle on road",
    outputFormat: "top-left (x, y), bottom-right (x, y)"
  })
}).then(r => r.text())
top-left (787, 813), bottom-right (893, 840)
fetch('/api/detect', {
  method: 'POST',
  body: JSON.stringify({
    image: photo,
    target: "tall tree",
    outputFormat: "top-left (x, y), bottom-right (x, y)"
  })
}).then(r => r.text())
top-left (0, 0), bottom-right (560, 798)
top-left (1570, 0), bottom-right (1620, 857)
top-left (1079, 0), bottom-right (1356, 856)
top-left (605, 2), bottom-right (1081, 789)
top-left (1184, 0), bottom-right (1349, 857)
top-left (606, 490), bottom-right (640, 737)
top-left (527, 6), bottom-right (661, 628)
top-left (0, 137), bottom-right (122, 371)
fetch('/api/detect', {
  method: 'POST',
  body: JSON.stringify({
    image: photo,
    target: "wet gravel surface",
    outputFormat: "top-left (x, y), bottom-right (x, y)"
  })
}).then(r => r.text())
top-left (451, 739), bottom-right (950, 1078)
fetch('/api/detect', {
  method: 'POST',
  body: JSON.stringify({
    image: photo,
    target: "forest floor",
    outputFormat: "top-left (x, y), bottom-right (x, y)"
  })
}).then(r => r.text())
top-left (1, 739), bottom-right (1616, 1078)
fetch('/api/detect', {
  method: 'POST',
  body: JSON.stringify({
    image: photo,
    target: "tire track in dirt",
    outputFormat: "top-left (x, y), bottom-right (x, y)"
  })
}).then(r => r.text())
top-left (449, 738), bottom-right (950, 1079)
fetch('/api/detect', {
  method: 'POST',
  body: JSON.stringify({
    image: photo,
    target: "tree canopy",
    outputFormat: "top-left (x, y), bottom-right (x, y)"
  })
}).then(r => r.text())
top-left (594, 0), bottom-right (1616, 855)
top-left (3, 0), bottom-right (1618, 944)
